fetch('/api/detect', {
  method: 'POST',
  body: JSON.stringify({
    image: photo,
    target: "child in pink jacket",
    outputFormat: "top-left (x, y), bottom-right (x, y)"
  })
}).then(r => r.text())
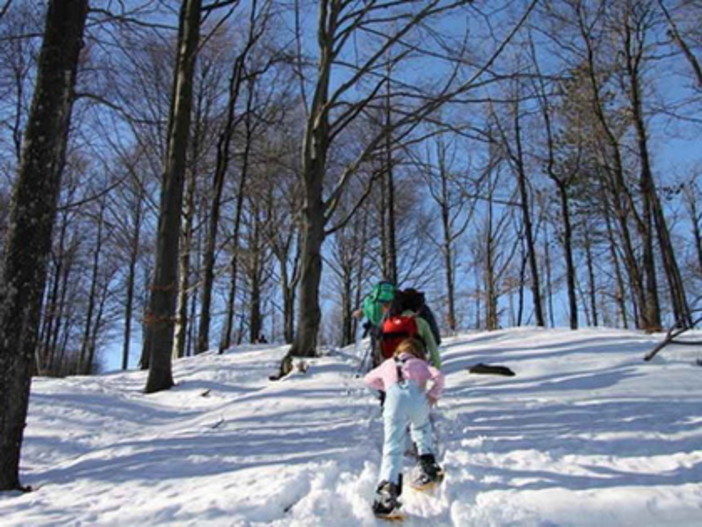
top-left (364, 338), bottom-right (445, 517)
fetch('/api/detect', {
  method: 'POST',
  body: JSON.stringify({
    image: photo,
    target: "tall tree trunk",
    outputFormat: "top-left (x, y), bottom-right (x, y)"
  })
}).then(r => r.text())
top-left (604, 202), bottom-right (629, 329)
top-left (53, 244), bottom-right (74, 373)
top-left (198, 54), bottom-right (249, 355)
top-left (516, 241), bottom-right (527, 327)
top-left (122, 215), bottom-right (139, 369)
top-left (86, 280), bottom-right (108, 373)
top-left (291, 184), bottom-right (325, 356)
top-left (289, 4), bottom-right (332, 358)
top-left (143, 0), bottom-right (201, 393)
top-left (578, 12), bottom-right (648, 328)
top-left (544, 226), bottom-right (555, 328)
top-left (485, 189), bottom-right (498, 331)
top-left (0, 0), bottom-right (88, 491)
top-left (438, 148), bottom-right (457, 332)
top-left (248, 210), bottom-right (264, 343)
top-left (558, 184), bottom-right (578, 329)
top-left (220, 111), bottom-right (253, 352)
top-left (187, 221), bottom-right (203, 356)
top-left (341, 270), bottom-right (353, 346)
top-left (352, 212), bottom-right (369, 338)
top-left (584, 225), bottom-right (598, 327)
top-left (282, 270), bottom-right (296, 344)
top-left (79, 199), bottom-right (105, 374)
top-left (122, 167), bottom-right (144, 371)
top-left (384, 77), bottom-right (397, 285)
top-left (173, 156), bottom-right (196, 359)
top-left (513, 108), bottom-right (545, 327)
top-left (39, 213), bottom-right (67, 374)
top-left (624, 28), bottom-right (690, 326)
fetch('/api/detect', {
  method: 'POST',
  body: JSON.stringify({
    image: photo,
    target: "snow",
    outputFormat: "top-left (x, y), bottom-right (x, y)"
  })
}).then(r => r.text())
top-left (1, 328), bottom-right (701, 526)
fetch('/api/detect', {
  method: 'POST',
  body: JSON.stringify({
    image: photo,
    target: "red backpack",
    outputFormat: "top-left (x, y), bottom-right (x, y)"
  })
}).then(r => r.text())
top-left (380, 315), bottom-right (419, 359)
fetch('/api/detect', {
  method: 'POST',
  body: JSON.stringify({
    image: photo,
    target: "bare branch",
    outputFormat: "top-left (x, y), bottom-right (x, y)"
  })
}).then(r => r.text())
top-left (0, 0), bottom-right (12, 20)
top-left (657, 0), bottom-right (702, 87)
top-left (324, 170), bottom-right (381, 236)
top-left (201, 0), bottom-right (239, 13)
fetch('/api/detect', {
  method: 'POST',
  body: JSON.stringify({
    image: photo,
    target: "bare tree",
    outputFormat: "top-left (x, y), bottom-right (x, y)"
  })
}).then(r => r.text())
top-left (471, 160), bottom-right (519, 331)
top-left (528, 35), bottom-right (579, 329)
top-left (143, 0), bottom-right (202, 393)
top-left (492, 90), bottom-right (546, 327)
top-left (0, 0), bottom-right (88, 491)
top-left (198, 0), bottom-right (271, 354)
top-left (613, 0), bottom-right (691, 327)
top-left (289, 0), bottom-right (538, 358)
top-left (416, 135), bottom-right (474, 332)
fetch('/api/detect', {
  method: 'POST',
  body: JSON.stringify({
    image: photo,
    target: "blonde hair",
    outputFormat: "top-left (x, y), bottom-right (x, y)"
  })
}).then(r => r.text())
top-left (394, 338), bottom-right (426, 361)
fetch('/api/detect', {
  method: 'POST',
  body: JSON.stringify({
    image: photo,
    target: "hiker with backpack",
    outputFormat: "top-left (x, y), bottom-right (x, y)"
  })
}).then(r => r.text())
top-left (364, 337), bottom-right (445, 518)
top-left (353, 281), bottom-right (397, 368)
top-left (380, 289), bottom-right (441, 369)
top-left (354, 282), bottom-right (442, 369)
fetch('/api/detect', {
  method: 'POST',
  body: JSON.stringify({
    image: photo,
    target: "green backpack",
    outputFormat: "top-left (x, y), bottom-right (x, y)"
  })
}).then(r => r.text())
top-left (362, 281), bottom-right (396, 326)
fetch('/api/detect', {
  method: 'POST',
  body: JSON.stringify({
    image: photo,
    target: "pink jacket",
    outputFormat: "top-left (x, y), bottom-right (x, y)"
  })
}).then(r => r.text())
top-left (364, 353), bottom-right (445, 401)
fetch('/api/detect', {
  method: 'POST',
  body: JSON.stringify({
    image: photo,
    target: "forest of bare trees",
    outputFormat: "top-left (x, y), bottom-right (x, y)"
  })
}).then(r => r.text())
top-left (1, 0), bottom-right (701, 488)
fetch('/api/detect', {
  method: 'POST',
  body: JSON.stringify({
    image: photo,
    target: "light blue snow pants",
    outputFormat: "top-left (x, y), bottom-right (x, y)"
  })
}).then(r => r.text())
top-left (379, 381), bottom-right (434, 485)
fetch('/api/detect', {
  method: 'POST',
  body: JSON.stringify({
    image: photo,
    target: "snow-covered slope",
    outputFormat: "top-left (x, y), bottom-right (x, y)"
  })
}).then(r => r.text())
top-left (1, 328), bottom-right (701, 526)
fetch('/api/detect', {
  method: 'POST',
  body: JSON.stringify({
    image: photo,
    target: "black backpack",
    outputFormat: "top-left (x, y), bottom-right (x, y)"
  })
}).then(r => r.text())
top-left (400, 289), bottom-right (441, 346)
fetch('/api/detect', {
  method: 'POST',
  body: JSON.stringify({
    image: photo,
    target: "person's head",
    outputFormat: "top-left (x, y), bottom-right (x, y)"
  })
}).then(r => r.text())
top-left (389, 290), bottom-right (406, 316)
top-left (394, 338), bottom-right (426, 361)
top-left (402, 289), bottom-right (425, 312)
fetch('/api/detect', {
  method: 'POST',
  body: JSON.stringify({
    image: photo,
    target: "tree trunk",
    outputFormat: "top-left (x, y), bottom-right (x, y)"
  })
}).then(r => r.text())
top-left (173, 156), bottom-right (196, 360)
top-left (220, 80), bottom-right (256, 352)
top-left (485, 191), bottom-right (498, 331)
top-left (552, 180), bottom-right (578, 329)
top-left (291, 189), bottom-right (325, 356)
top-left (625, 30), bottom-right (690, 326)
top-left (584, 225), bottom-right (598, 327)
top-left (439, 150), bottom-right (457, 332)
top-left (199, 55), bottom-right (248, 355)
top-left (283, 272), bottom-right (296, 344)
top-left (86, 280), bottom-right (108, 374)
top-left (341, 270), bottom-right (353, 346)
top-left (604, 203), bottom-right (629, 329)
top-left (53, 244), bottom-right (74, 373)
top-left (38, 213), bottom-right (67, 374)
top-left (0, 0), bottom-right (87, 491)
top-left (144, 0), bottom-right (201, 394)
top-left (79, 198), bottom-right (105, 374)
top-left (288, 5), bottom-right (332, 358)
top-left (580, 17), bottom-right (652, 330)
top-left (513, 108), bottom-right (545, 327)
top-left (122, 221), bottom-right (139, 370)
top-left (516, 241), bottom-right (527, 327)
top-left (248, 211), bottom-right (264, 343)
top-left (384, 78), bottom-right (397, 285)
top-left (544, 226), bottom-right (555, 328)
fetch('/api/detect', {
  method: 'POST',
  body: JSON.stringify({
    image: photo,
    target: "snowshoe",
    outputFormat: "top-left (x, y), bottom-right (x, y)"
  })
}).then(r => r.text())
top-left (410, 454), bottom-right (445, 491)
top-left (372, 480), bottom-right (404, 520)
top-left (375, 507), bottom-right (406, 522)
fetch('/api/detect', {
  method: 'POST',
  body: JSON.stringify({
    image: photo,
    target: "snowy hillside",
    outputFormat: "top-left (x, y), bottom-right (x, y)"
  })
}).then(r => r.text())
top-left (1, 328), bottom-right (701, 526)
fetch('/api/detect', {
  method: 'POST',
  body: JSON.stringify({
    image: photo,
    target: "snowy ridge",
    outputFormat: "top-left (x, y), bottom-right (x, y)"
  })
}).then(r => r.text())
top-left (1, 328), bottom-right (701, 526)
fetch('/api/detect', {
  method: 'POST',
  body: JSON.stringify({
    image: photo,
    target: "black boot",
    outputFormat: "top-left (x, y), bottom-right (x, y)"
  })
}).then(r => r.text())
top-left (372, 480), bottom-right (402, 517)
top-left (414, 454), bottom-right (444, 489)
